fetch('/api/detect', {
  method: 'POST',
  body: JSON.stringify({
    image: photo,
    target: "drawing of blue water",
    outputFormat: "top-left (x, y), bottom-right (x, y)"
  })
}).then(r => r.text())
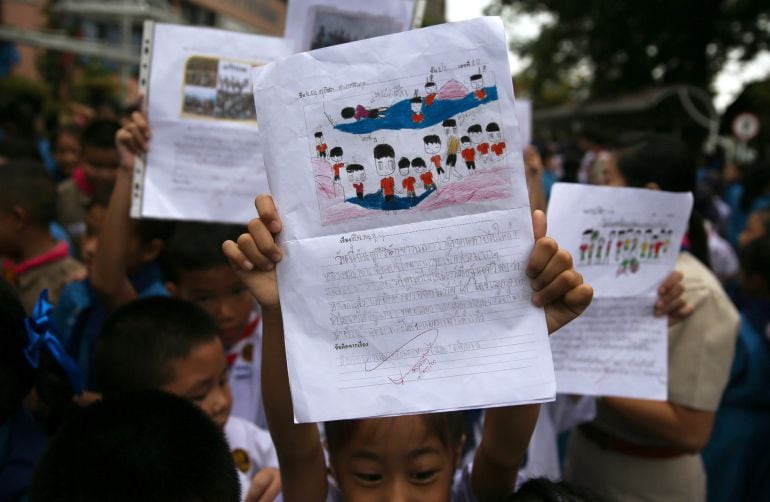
top-left (347, 187), bottom-right (435, 210)
top-left (334, 87), bottom-right (498, 135)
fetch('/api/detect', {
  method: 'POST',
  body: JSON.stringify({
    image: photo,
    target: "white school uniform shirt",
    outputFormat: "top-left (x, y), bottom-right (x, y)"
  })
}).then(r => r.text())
top-left (224, 416), bottom-right (279, 501)
top-left (228, 311), bottom-right (268, 429)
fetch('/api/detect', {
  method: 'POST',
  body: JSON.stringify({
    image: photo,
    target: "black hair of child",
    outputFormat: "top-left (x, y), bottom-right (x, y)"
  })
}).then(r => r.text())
top-left (467, 124), bottom-right (482, 134)
top-left (341, 107), bottom-right (355, 119)
top-left (330, 146), bottom-right (343, 157)
top-left (0, 159), bottom-right (56, 228)
top-left (325, 411), bottom-right (465, 462)
top-left (0, 278), bottom-right (77, 433)
top-left (345, 163), bottom-right (364, 173)
top-left (741, 235), bottom-right (770, 291)
top-left (442, 118), bottom-right (457, 128)
top-left (423, 134), bottom-right (441, 145)
top-left (411, 96), bottom-right (423, 104)
top-left (470, 74), bottom-right (482, 81)
top-left (373, 143), bottom-right (395, 160)
top-left (160, 222), bottom-right (244, 283)
top-left (94, 296), bottom-right (219, 396)
top-left (460, 136), bottom-right (471, 144)
top-left (29, 390), bottom-right (240, 502)
top-left (81, 119), bottom-right (121, 150)
top-left (411, 157), bottom-right (427, 168)
top-left (134, 218), bottom-right (175, 247)
top-left (396, 157), bottom-right (409, 170)
top-left (314, 131), bottom-right (323, 138)
top-left (425, 81), bottom-right (437, 90)
top-left (486, 122), bottom-right (500, 132)
top-left (505, 477), bottom-right (604, 502)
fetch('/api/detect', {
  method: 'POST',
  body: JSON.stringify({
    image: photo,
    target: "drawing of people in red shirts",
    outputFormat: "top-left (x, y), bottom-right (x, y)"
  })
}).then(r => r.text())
top-left (470, 73), bottom-right (486, 100)
top-left (467, 124), bottom-right (489, 163)
top-left (425, 77), bottom-right (438, 106)
top-left (412, 157), bottom-right (436, 191)
top-left (423, 134), bottom-right (445, 177)
top-left (410, 94), bottom-right (424, 124)
top-left (329, 146), bottom-right (344, 181)
top-left (486, 122), bottom-right (506, 157)
top-left (374, 144), bottom-right (397, 202)
top-left (460, 136), bottom-right (476, 171)
top-left (346, 164), bottom-right (366, 200)
top-left (314, 131), bottom-right (327, 158)
top-left (399, 157), bottom-right (416, 199)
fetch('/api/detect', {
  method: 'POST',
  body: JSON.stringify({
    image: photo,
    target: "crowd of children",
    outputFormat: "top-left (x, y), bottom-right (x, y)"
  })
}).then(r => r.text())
top-left (1, 89), bottom-right (768, 502)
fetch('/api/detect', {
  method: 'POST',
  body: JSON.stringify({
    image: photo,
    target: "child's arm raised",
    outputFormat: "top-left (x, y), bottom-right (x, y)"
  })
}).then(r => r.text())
top-left (471, 210), bottom-right (593, 501)
top-left (90, 111), bottom-right (150, 310)
top-left (222, 195), bottom-right (327, 502)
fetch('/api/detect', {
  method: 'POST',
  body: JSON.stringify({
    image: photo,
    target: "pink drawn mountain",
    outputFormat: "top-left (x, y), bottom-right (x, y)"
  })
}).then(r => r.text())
top-left (436, 79), bottom-right (469, 100)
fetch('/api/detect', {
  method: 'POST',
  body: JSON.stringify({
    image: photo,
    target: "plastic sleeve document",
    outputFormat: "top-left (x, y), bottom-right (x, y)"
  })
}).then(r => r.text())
top-left (252, 17), bottom-right (555, 422)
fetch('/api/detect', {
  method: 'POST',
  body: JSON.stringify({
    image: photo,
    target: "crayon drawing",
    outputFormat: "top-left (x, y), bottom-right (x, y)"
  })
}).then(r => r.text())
top-left (576, 226), bottom-right (675, 276)
top-left (304, 67), bottom-right (515, 225)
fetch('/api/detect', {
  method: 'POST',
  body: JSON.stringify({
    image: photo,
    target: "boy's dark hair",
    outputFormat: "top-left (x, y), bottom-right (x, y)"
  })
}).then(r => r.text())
top-left (161, 222), bottom-right (244, 283)
top-left (467, 124), bottom-right (482, 134)
top-left (470, 74), bottom-right (482, 81)
top-left (442, 119), bottom-right (456, 127)
top-left (29, 390), bottom-right (240, 502)
top-left (314, 131), bottom-right (323, 138)
top-left (325, 411), bottom-right (465, 461)
top-left (0, 139), bottom-right (42, 162)
top-left (411, 157), bottom-right (426, 168)
top-left (346, 163), bottom-right (364, 173)
top-left (398, 157), bottom-right (410, 169)
top-left (506, 477), bottom-right (604, 501)
top-left (341, 107), bottom-right (355, 119)
top-left (330, 146), bottom-right (343, 157)
top-left (741, 235), bottom-right (770, 290)
top-left (425, 81), bottom-right (437, 90)
top-left (52, 124), bottom-right (83, 148)
top-left (134, 218), bottom-right (175, 246)
top-left (373, 144), bottom-right (395, 160)
top-left (486, 122), bottom-right (500, 132)
top-left (94, 297), bottom-right (219, 396)
top-left (423, 134), bottom-right (441, 145)
top-left (410, 96), bottom-right (422, 104)
top-left (0, 159), bottom-right (56, 227)
top-left (460, 136), bottom-right (471, 143)
top-left (81, 119), bottom-right (120, 150)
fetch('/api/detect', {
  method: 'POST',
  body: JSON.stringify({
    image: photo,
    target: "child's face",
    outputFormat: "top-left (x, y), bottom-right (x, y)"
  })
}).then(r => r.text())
top-left (739, 213), bottom-right (767, 249)
top-left (162, 337), bottom-right (232, 429)
top-left (469, 131), bottom-right (483, 144)
top-left (461, 140), bottom-right (471, 149)
top-left (172, 265), bottom-right (254, 349)
top-left (81, 203), bottom-right (107, 271)
top-left (375, 157), bottom-right (395, 176)
top-left (414, 164), bottom-right (426, 174)
top-left (82, 145), bottom-right (120, 194)
top-left (54, 132), bottom-right (81, 177)
top-left (471, 79), bottom-right (482, 90)
top-left (399, 167), bottom-right (409, 177)
top-left (331, 154), bottom-right (342, 163)
top-left (424, 142), bottom-right (440, 155)
top-left (444, 126), bottom-right (456, 136)
top-left (411, 102), bottom-right (422, 113)
top-left (488, 131), bottom-right (501, 142)
top-left (330, 415), bottom-right (460, 502)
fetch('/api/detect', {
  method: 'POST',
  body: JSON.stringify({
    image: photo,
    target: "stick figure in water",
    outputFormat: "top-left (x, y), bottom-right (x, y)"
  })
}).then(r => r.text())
top-left (374, 144), bottom-right (397, 203)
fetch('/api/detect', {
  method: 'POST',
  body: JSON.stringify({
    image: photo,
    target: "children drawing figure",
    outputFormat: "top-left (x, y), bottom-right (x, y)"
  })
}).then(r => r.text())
top-left (663, 229), bottom-right (672, 255)
top-left (604, 230), bottom-right (615, 264)
top-left (341, 105), bottom-right (388, 121)
top-left (373, 144), bottom-right (397, 202)
top-left (423, 135), bottom-right (445, 180)
top-left (314, 132), bottom-right (327, 158)
top-left (442, 119), bottom-right (463, 180)
top-left (487, 122), bottom-right (506, 157)
top-left (460, 136), bottom-right (476, 171)
top-left (399, 157), bottom-right (416, 199)
top-left (642, 229), bottom-right (652, 259)
top-left (412, 157), bottom-right (435, 191)
top-left (346, 164), bottom-right (366, 200)
top-left (588, 230), bottom-right (599, 265)
top-left (468, 124), bottom-right (490, 163)
top-left (579, 229), bottom-right (592, 263)
top-left (329, 147), bottom-right (344, 182)
top-left (615, 230), bottom-right (625, 262)
top-left (424, 76), bottom-right (438, 106)
top-left (596, 233), bottom-right (605, 264)
top-left (410, 92), bottom-right (424, 124)
top-left (470, 73), bottom-right (486, 100)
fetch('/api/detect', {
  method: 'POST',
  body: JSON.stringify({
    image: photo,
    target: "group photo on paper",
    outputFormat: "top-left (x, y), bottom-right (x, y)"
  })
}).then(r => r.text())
top-left (1, 1), bottom-right (769, 501)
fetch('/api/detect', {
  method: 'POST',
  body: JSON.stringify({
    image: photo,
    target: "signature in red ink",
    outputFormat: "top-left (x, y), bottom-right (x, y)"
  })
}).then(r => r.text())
top-left (363, 329), bottom-right (440, 385)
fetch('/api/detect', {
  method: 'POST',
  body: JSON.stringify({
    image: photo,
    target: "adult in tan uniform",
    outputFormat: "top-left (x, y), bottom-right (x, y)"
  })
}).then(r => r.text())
top-left (565, 136), bottom-right (740, 501)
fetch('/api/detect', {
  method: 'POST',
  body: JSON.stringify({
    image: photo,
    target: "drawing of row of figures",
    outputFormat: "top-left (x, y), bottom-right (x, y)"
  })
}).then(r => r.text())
top-left (578, 228), bottom-right (675, 275)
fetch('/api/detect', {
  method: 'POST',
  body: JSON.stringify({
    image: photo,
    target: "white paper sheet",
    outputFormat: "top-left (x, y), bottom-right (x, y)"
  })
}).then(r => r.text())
top-left (547, 183), bottom-right (693, 399)
top-left (252, 17), bottom-right (554, 422)
top-left (132, 22), bottom-right (291, 223)
top-left (283, 0), bottom-right (416, 52)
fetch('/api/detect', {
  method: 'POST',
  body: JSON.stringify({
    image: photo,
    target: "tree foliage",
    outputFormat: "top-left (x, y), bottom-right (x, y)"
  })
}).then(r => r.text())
top-left (486, 0), bottom-right (770, 106)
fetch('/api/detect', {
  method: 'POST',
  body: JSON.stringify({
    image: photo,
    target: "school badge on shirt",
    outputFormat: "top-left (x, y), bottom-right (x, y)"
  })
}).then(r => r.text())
top-left (232, 448), bottom-right (251, 473)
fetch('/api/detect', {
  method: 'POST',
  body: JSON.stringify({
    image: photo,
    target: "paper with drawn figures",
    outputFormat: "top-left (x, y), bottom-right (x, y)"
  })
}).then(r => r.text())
top-left (130, 22), bottom-right (290, 224)
top-left (252, 17), bottom-right (554, 422)
top-left (547, 183), bottom-right (693, 400)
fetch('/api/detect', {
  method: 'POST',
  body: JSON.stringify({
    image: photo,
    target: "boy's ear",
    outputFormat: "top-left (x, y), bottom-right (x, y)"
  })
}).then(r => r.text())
top-left (165, 281), bottom-right (179, 297)
top-left (140, 238), bottom-right (165, 264)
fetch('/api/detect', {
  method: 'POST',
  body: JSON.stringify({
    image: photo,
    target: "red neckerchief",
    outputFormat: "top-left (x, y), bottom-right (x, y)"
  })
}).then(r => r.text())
top-left (73, 166), bottom-right (94, 196)
top-left (225, 316), bottom-right (260, 367)
top-left (2, 241), bottom-right (71, 287)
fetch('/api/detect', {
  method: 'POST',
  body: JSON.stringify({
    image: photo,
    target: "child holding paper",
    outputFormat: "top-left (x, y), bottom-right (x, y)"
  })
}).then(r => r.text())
top-left (565, 135), bottom-right (740, 501)
top-left (222, 195), bottom-right (594, 501)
